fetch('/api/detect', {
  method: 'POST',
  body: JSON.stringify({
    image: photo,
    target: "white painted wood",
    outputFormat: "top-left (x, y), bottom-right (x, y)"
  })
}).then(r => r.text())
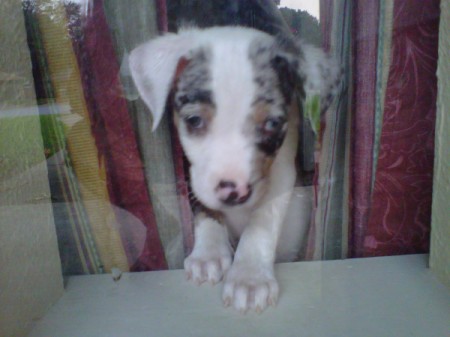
top-left (28, 255), bottom-right (450, 337)
top-left (430, 0), bottom-right (450, 289)
top-left (0, 3), bottom-right (64, 337)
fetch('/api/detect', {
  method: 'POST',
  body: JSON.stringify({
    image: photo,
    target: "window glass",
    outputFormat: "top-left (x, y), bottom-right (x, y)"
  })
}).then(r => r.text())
top-left (0, 0), bottom-right (440, 318)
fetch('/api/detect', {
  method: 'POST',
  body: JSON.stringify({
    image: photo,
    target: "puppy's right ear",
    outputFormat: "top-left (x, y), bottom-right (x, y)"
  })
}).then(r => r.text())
top-left (129, 34), bottom-right (193, 131)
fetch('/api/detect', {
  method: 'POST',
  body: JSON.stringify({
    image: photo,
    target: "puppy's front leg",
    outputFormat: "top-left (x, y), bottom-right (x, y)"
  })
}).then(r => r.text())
top-left (222, 104), bottom-right (298, 313)
top-left (222, 189), bottom-right (293, 313)
top-left (184, 213), bottom-right (233, 285)
top-left (223, 161), bottom-right (296, 313)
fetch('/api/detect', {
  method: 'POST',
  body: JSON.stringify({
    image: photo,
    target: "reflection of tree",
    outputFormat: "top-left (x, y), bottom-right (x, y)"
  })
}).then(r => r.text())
top-left (279, 7), bottom-right (321, 47)
top-left (167, 0), bottom-right (290, 37)
top-left (22, 0), bottom-right (85, 42)
top-left (23, 0), bottom-right (71, 23)
top-left (167, 1), bottom-right (321, 47)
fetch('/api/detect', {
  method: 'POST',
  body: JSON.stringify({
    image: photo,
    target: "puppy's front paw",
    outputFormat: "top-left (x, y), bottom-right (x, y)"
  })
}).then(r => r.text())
top-left (222, 262), bottom-right (279, 313)
top-left (184, 247), bottom-right (232, 285)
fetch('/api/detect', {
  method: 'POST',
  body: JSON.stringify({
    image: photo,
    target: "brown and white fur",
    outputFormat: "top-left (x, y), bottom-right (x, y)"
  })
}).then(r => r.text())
top-left (129, 26), bottom-right (339, 313)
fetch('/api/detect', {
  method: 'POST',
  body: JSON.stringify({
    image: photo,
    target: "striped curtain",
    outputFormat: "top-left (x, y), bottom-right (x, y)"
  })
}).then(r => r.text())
top-left (313, 0), bottom-right (440, 259)
top-left (23, 0), bottom-right (185, 274)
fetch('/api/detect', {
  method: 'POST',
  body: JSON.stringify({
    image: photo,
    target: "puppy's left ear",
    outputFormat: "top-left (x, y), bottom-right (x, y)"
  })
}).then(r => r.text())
top-left (129, 34), bottom-right (194, 131)
top-left (298, 43), bottom-right (342, 113)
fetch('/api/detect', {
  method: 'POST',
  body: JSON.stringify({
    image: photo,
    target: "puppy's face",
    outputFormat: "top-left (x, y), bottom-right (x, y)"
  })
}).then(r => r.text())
top-left (172, 37), bottom-right (297, 210)
top-left (129, 27), bottom-right (340, 211)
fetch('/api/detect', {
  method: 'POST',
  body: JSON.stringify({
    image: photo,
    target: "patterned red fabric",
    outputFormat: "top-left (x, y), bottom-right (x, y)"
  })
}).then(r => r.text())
top-left (363, 0), bottom-right (439, 256)
top-left (70, 0), bottom-right (168, 270)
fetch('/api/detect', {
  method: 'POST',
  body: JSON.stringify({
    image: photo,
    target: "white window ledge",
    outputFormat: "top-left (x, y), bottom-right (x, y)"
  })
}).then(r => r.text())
top-left (28, 254), bottom-right (450, 337)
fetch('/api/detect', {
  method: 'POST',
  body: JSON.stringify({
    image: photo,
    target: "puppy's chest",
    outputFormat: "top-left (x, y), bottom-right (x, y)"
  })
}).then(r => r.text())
top-left (222, 207), bottom-right (253, 240)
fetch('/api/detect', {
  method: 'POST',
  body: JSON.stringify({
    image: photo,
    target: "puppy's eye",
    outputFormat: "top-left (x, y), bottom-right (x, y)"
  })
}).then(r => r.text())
top-left (257, 116), bottom-right (287, 156)
top-left (184, 115), bottom-right (204, 129)
top-left (263, 117), bottom-right (285, 133)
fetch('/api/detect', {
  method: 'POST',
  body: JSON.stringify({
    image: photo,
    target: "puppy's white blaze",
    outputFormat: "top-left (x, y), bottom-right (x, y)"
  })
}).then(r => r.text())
top-left (187, 29), bottom-right (261, 209)
top-left (209, 31), bottom-right (256, 127)
top-left (208, 134), bottom-right (251, 180)
top-left (209, 30), bottom-right (257, 160)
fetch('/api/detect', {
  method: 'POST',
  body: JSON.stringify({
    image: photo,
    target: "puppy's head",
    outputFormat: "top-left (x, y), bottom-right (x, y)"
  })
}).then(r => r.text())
top-left (129, 27), bottom-right (339, 210)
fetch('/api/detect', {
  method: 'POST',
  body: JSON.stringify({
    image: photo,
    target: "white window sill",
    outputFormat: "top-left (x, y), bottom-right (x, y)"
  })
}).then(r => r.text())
top-left (28, 254), bottom-right (450, 337)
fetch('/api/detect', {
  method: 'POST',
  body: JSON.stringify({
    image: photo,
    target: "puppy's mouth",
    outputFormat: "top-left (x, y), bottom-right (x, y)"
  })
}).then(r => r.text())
top-left (218, 175), bottom-right (266, 208)
top-left (221, 186), bottom-right (253, 207)
top-left (190, 168), bottom-right (268, 211)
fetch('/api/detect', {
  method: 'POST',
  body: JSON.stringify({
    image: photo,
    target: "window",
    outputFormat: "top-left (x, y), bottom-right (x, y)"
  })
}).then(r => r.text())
top-left (1, 1), bottom-right (446, 336)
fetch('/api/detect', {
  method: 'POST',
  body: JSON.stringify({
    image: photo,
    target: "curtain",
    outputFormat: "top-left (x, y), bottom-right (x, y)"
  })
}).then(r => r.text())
top-left (24, 0), bottom-right (173, 273)
top-left (22, 0), bottom-right (440, 274)
top-left (362, 0), bottom-right (439, 257)
top-left (316, 0), bottom-right (440, 259)
top-left (102, 0), bottom-right (188, 269)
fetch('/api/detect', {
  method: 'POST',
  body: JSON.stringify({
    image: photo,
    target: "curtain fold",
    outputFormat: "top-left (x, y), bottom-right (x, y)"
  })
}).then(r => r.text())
top-left (68, 0), bottom-right (168, 270)
top-left (349, 0), bottom-right (380, 257)
top-left (24, 0), bottom-right (172, 273)
top-left (310, 0), bottom-right (352, 260)
top-left (103, 0), bottom-right (186, 269)
top-left (24, 0), bottom-right (128, 274)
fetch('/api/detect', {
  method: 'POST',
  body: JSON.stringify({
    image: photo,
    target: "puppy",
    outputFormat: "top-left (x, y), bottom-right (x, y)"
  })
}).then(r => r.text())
top-left (129, 26), bottom-right (339, 313)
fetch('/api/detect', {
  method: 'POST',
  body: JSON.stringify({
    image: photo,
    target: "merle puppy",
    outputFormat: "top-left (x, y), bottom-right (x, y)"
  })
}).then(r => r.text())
top-left (129, 26), bottom-right (339, 313)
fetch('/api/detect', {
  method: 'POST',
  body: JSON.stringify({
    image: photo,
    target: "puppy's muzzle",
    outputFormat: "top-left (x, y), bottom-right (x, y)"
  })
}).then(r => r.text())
top-left (216, 180), bottom-right (253, 206)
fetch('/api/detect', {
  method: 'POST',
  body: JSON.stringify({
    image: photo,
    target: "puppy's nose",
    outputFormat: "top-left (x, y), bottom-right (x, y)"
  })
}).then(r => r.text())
top-left (216, 180), bottom-right (252, 206)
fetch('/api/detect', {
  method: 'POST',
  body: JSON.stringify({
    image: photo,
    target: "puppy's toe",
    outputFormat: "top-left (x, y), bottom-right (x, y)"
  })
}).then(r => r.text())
top-left (184, 257), bottom-right (205, 284)
top-left (204, 260), bottom-right (222, 285)
top-left (233, 285), bottom-right (250, 313)
top-left (184, 253), bottom-right (232, 285)
top-left (220, 255), bottom-right (232, 273)
top-left (252, 284), bottom-right (270, 312)
top-left (257, 280), bottom-right (279, 308)
top-left (222, 262), bottom-right (278, 313)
